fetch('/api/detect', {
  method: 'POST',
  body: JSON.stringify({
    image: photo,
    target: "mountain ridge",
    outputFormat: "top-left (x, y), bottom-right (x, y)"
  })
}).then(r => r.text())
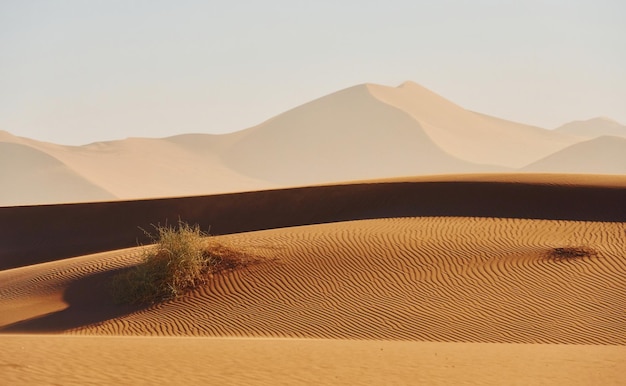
top-left (555, 117), bottom-right (626, 139)
top-left (2, 81), bottom-right (622, 206)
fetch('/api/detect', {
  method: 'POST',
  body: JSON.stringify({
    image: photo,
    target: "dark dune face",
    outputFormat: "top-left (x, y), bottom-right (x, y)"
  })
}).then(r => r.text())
top-left (2, 177), bottom-right (626, 270)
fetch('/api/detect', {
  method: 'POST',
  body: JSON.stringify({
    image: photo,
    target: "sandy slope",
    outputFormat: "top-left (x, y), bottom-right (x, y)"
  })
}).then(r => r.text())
top-left (2, 216), bottom-right (623, 344)
top-left (368, 82), bottom-right (578, 167)
top-left (1, 176), bottom-right (624, 384)
top-left (0, 130), bottom-right (273, 205)
top-left (3, 173), bottom-right (626, 270)
top-left (1, 335), bottom-right (623, 386)
top-left (523, 136), bottom-right (626, 174)
top-left (0, 216), bottom-right (624, 384)
top-left (556, 117), bottom-right (626, 139)
top-left (0, 142), bottom-right (116, 205)
top-left (4, 81), bottom-right (611, 206)
top-left (216, 84), bottom-right (489, 185)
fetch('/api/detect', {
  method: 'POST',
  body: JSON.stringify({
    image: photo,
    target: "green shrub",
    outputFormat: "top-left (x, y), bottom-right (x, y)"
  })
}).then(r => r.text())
top-left (112, 221), bottom-right (249, 304)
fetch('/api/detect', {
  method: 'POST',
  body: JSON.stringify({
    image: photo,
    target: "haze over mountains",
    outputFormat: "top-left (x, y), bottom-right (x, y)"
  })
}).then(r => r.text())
top-left (1, 81), bottom-right (624, 206)
top-left (555, 117), bottom-right (626, 138)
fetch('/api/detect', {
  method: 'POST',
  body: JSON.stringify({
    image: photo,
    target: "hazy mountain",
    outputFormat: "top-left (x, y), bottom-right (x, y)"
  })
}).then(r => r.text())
top-left (555, 117), bottom-right (626, 139)
top-left (367, 81), bottom-right (579, 168)
top-left (523, 136), bottom-right (626, 175)
top-left (1, 82), bottom-right (622, 206)
top-left (216, 84), bottom-right (495, 186)
top-left (0, 141), bottom-right (116, 206)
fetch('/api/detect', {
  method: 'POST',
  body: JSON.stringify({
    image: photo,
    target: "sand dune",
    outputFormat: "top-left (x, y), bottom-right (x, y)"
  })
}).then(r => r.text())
top-left (216, 84), bottom-right (490, 185)
top-left (523, 136), bottom-right (626, 174)
top-left (2, 174), bottom-right (625, 270)
top-left (6, 81), bottom-right (623, 207)
top-left (0, 142), bottom-right (116, 205)
top-left (3, 216), bottom-right (620, 345)
top-left (3, 81), bottom-right (626, 384)
top-left (2, 336), bottom-right (622, 386)
top-left (556, 117), bottom-right (626, 139)
top-left (0, 131), bottom-right (273, 206)
top-left (368, 82), bottom-right (578, 167)
top-left (2, 216), bottom-right (624, 345)
top-left (1, 175), bottom-right (624, 384)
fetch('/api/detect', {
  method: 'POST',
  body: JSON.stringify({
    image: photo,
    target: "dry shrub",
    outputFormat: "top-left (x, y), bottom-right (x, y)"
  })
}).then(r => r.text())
top-left (112, 221), bottom-right (253, 304)
top-left (547, 246), bottom-right (598, 262)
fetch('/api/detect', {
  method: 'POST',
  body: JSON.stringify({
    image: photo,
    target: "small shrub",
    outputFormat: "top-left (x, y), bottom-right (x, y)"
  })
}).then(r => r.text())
top-left (547, 246), bottom-right (598, 262)
top-left (112, 221), bottom-right (252, 304)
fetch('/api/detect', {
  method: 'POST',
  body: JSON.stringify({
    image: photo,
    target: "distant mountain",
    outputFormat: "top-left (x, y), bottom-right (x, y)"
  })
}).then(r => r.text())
top-left (0, 141), bottom-right (116, 206)
top-left (1, 82), bottom-right (622, 206)
top-left (0, 130), bottom-right (272, 206)
top-left (217, 84), bottom-right (495, 186)
top-left (555, 117), bottom-right (626, 139)
top-left (523, 136), bottom-right (626, 175)
top-left (367, 81), bottom-right (579, 168)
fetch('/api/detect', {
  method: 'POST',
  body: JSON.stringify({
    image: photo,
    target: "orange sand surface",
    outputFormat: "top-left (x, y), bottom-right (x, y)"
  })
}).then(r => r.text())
top-left (1, 177), bottom-right (624, 384)
top-left (1, 335), bottom-right (623, 386)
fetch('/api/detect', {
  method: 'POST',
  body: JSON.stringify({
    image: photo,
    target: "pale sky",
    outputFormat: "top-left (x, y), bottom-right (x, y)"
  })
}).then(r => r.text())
top-left (1, 0), bottom-right (624, 145)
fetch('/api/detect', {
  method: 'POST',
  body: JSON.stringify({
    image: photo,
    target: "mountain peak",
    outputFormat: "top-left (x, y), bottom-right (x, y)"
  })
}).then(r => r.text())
top-left (556, 117), bottom-right (626, 138)
top-left (0, 130), bottom-right (24, 143)
top-left (398, 80), bottom-right (422, 89)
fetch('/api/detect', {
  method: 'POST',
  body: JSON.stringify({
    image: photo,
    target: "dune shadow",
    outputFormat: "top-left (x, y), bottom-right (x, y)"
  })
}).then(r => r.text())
top-left (0, 267), bottom-right (145, 333)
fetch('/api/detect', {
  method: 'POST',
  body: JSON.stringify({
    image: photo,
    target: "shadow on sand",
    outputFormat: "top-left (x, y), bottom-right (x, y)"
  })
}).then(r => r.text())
top-left (0, 267), bottom-right (145, 333)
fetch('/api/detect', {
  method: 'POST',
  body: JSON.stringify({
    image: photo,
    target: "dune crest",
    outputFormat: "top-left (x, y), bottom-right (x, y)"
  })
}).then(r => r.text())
top-left (1, 173), bottom-right (624, 384)
top-left (1, 217), bottom-right (623, 346)
top-left (216, 84), bottom-right (485, 185)
top-left (523, 136), bottom-right (626, 174)
top-left (2, 81), bottom-right (623, 206)
top-left (556, 117), bottom-right (626, 139)
top-left (367, 82), bottom-right (578, 167)
top-left (0, 142), bottom-right (116, 206)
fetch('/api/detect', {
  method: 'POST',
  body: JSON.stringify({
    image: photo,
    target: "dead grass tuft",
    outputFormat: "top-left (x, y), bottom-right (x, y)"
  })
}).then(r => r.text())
top-left (112, 221), bottom-right (255, 304)
top-left (547, 246), bottom-right (598, 262)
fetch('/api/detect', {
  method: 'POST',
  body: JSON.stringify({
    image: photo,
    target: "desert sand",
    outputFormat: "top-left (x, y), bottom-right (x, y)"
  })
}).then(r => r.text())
top-left (1, 335), bottom-right (622, 385)
top-left (3, 81), bottom-right (623, 207)
top-left (555, 117), bottom-right (626, 139)
top-left (1, 175), bottom-right (625, 385)
top-left (2, 81), bottom-right (625, 384)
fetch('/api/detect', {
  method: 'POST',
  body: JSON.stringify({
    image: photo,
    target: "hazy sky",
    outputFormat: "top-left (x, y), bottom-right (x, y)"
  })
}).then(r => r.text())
top-left (1, 0), bottom-right (624, 145)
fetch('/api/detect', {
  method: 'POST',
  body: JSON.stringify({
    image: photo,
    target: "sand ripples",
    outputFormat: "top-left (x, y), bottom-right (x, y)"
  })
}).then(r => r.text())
top-left (66, 217), bottom-right (625, 344)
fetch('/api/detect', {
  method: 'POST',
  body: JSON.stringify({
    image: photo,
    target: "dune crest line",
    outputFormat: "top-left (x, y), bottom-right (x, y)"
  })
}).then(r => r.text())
top-left (1, 176), bottom-right (626, 270)
top-left (2, 217), bottom-right (621, 344)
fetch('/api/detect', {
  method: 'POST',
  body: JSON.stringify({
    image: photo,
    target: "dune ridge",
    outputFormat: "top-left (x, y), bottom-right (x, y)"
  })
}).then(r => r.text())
top-left (523, 136), bottom-right (626, 174)
top-left (1, 217), bottom-right (624, 346)
top-left (3, 81), bottom-right (623, 207)
top-left (556, 117), bottom-right (626, 138)
top-left (1, 174), bottom-right (624, 384)
top-left (3, 77), bottom-right (626, 383)
top-left (0, 142), bottom-right (116, 205)
top-left (0, 130), bottom-right (273, 205)
top-left (75, 218), bottom-right (626, 344)
top-left (367, 82), bottom-right (577, 167)
top-left (2, 174), bottom-right (626, 270)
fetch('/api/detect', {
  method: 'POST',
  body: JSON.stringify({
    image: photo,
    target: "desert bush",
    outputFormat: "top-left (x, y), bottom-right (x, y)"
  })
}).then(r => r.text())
top-left (547, 246), bottom-right (598, 262)
top-left (112, 221), bottom-right (251, 304)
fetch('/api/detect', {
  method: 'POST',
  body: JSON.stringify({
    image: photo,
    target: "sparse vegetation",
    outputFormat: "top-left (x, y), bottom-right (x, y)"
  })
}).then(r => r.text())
top-left (547, 246), bottom-right (598, 262)
top-left (112, 221), bottom-right (253, 304)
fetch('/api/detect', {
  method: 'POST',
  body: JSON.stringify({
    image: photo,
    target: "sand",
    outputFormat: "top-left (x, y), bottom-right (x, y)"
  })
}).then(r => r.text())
top-left (1, 176), bottom-right (625, 384)
top-left (523, 136), bottom-right (626, 174)
top-left (2, 336), bottom-right (623, 386)
top-left (555, 117), bottom-right (626, 138)
top-left (3, 173), bottom-right (626, 270)
top-left (5, 81), bottom-right (621, 207)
